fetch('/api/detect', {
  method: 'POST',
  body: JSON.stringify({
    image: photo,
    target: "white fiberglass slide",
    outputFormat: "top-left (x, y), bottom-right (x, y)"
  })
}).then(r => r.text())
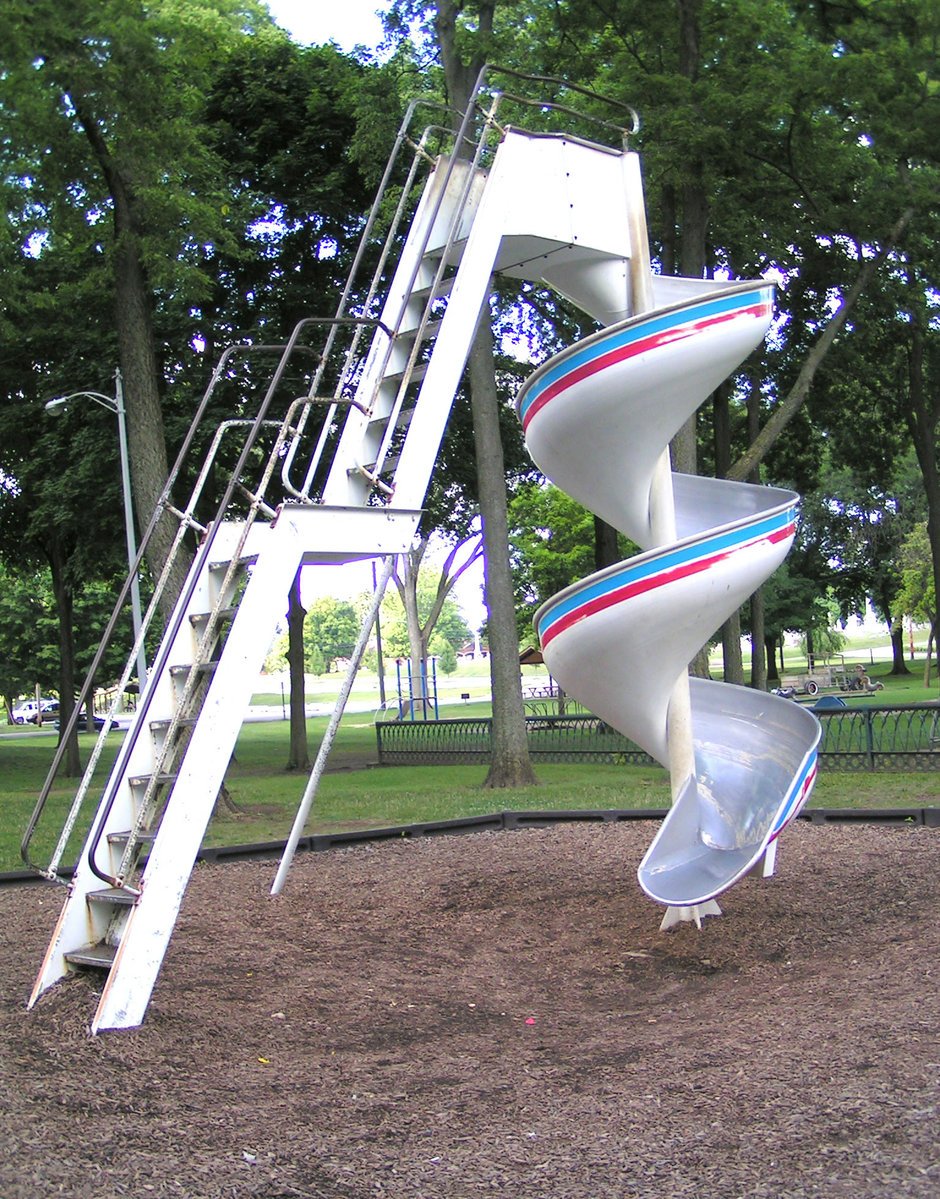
top-left (516, 280), bottom-right (821, 910)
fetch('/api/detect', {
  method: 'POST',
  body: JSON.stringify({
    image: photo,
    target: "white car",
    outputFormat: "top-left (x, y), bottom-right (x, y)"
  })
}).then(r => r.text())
top-left (11, 698), bottom-right (59, 725)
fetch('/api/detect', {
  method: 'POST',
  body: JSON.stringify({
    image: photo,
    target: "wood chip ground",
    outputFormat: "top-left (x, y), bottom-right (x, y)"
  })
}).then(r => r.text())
top-left (1, 821), bottom-right (937, 1198)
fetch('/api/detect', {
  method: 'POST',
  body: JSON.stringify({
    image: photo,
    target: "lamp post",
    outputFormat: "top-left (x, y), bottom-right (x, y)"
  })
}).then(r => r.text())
top-left (46, 369), bottom-right (147, 695)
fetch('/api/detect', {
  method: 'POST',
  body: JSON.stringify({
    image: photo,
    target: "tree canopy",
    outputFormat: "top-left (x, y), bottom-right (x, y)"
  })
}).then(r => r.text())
top-left (1, 0), bottom-right (938, 728)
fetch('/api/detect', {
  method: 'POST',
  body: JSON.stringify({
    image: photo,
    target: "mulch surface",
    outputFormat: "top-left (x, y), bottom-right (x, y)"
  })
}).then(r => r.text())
top-left (1, 820), bottom-right (938, 1198)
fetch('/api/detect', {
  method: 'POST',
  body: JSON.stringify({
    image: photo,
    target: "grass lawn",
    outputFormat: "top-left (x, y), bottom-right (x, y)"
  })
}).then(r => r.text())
top-left (3, 691), bottom-right (938, 875)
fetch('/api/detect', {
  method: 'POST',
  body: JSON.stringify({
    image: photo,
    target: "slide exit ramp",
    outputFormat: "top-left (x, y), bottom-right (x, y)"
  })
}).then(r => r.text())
top-left (24, 73), bottom-right (659, 1030)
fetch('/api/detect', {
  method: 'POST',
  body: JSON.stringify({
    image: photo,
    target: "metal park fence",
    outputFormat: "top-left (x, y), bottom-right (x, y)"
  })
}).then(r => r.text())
top-left (375, 704), bottom-right (940, 773)
top-left (813, 702), bottom-right (940, 771)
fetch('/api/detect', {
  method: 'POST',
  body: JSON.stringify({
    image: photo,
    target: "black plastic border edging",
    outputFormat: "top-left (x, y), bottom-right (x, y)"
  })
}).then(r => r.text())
top-left (2, 806), bottom-right (937, 888)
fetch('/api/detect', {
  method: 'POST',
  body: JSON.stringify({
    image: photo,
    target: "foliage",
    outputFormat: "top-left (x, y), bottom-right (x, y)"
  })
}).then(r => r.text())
top-left (379, 569), bottom-right (471, 659)
top-left (0, 563), bottom-right (59, 711)
top-left (303, 597), bottom-right (360, 670)
top-left (431, 635), bottom-right (458, 673)
top-left (2, 0), bottom-right (939, 742)
top-left (507, 481), bottom-right (638, 639)
top-left (305, 643), bottom-right (328, 678)
top-left (894, 524), bottom-right (936, 628)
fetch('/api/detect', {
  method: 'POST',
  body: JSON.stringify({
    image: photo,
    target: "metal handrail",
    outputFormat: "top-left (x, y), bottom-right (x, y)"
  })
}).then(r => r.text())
top-left (21, 340), bottom-right (320, 877)
top-left (481, 66), bottom-right (640, 143)
top-left (280, 99), bottom-right (452, 500)
top-left (78, 321), bottom-right (329, 888)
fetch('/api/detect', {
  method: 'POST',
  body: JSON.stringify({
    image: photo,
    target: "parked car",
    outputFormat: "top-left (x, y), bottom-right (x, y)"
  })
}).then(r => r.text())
top-left (10, 698), bottom-right (59, 725)
top-left (54, 711), bottom-right (108, 732)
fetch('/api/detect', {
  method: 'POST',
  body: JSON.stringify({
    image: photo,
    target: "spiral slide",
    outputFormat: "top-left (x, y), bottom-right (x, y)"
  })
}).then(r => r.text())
top-left (516, 279), bottom-right (821, 918)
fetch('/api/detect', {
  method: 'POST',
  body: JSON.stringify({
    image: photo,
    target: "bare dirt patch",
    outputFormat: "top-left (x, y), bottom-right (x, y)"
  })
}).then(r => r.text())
top-left (1, 820), bottom-right (937, 1198)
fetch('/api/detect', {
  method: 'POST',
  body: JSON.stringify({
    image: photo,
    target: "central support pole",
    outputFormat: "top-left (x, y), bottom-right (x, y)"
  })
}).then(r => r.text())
top-left (623, 153), bottom-right (719, 931)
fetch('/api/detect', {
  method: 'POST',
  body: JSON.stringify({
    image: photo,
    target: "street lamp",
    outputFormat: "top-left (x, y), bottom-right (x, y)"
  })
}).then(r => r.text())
top-left (45, 368), bottom-right (147, 694)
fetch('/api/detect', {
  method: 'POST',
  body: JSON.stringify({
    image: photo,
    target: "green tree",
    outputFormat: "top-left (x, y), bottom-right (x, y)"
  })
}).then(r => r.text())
top-left (381, 561), bottom-right (471, 651)
top-left (808, 459), bottom-right (924, 675)
top-left (387, 536), bottom-right (478, 712)
top-left (304, 597), bottom-right (359, 671)
top-left (894, 523), bottom-right (937, 684)
top-left (431, 635), bottom-right (458, 674)
top-left (387, 0), bottom-right (540, 784)
top-left (0, 355), bottom-right (137, 770)
top-left (0, 0), bottom-right (278, 602)
top-left (503, 0), bottom-right (933, 687)
top-left (507, 482), bottom-right (635, 641)
top-left (305, 643), bottom-right (328, 678)
top-left (0, 563), bottom-right (59, 721)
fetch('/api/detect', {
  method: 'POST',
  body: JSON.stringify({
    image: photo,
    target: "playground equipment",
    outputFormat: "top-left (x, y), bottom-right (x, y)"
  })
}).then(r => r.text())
top-left (392, 656), bottom-right (440, 721)
top-left (23, 68), bottom-right (818, 1032)
top-left (22, 71), bottom-right (652, 1031)
top-left (516, 237), bottom-right (821, 928)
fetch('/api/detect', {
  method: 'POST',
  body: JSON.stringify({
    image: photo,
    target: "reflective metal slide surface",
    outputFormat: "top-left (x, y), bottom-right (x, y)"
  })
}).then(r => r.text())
top-left (517, 280), bottom-right (821, 910)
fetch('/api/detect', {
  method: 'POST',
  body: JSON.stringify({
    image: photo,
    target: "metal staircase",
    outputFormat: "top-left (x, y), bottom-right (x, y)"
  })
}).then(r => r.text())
top-left (25, 70), bottom-right (647, 1031)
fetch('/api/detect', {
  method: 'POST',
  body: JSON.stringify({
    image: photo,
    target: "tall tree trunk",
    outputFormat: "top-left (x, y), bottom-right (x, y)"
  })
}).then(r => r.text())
top-left (764, 634), bottom-right (780, 684)
top-left (888, 621), bottom-right (909, 676)
top-left (714, 380), bottom-right (745, 684)
top-left (285, 569), bottom-right (310, 771)
top-left (391, 541), bottom-right (431, 717)
top-left (594, 517), bottom-right (619, 572)
top-left (672, 0), bottom-right (705, 482)
top-left (435, 0), bottom-right (534, 786)
top-left (750, 589), bottom-right (767, 691)
top-left (402, 546), bottom-right (434, 714)
top-left (112, 223), bottom-right (189, 616)
top-left (905, 318), bottom-right (940, 696)
top-left (728, 208), bottom-right (915, 484)
top-left (746, 386), bottom-right (767, 690)
top-left (468, 325), bottom-right (537, 786)
top-left (674, 0), bottom-right (710, 681)
top-left (394, 535), bottom-right (484, 718)
top-left (71, 92), bottom-right (190, 616)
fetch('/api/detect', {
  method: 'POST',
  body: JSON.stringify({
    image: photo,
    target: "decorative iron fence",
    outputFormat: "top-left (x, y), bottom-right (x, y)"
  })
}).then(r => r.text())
top-left (375, 704), bottom-right (940, 772)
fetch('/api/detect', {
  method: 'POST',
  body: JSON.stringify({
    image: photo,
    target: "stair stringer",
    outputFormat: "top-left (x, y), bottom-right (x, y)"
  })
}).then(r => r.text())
top-left (319, 156), bottom-right (488, 509)
top-left (91, 513), bottom-right (306, 1031)
top-left (27, 527), bottom-right (242, 1009)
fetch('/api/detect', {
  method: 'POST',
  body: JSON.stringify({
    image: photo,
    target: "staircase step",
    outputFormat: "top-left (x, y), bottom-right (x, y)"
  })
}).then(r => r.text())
top-left (351, 455), bottom-right (400, 479)
top-left (169, 662), bottom-right (219, 679)
top-left (397, 318), bottom-right (442, 343)
top-left (209, 555), bottom-right (257, 574)
top-left (126, 773), bottom-right (177, 789)
top-left (384, 361), bottom-right (429, 387)
top-left (149, 717), bottom-right (199, 733)
top-left (412, 273), bottom-right (456, 303)
top-left (65, 943), bottom-right (117, 970)
top-left (189, 607), bottom-right (237, 628)
top-left (88, 886), bottom-right (139, 907)
top-left (368, 405), bottom-right (415, 432)
top-left (107, 829), bottom-right (157, 845)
